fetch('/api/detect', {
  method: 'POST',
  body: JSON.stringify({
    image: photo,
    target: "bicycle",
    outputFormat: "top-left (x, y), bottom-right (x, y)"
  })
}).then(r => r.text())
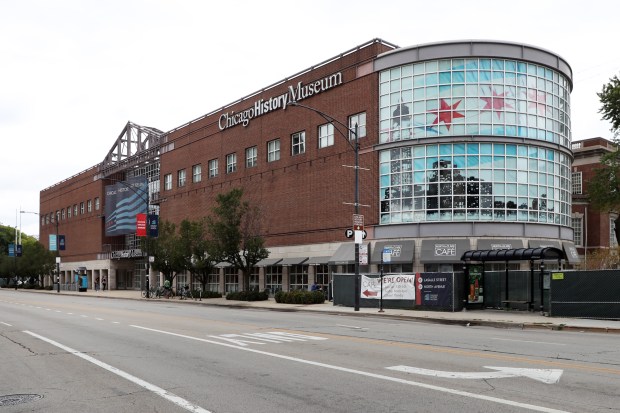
top-left (179, 285), bottom-right (193, 300)
top-left (141, 286), bottom-right (162, 298)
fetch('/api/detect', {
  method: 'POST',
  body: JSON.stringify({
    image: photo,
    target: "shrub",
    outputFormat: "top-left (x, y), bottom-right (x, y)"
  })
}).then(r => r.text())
top-left (194, 290), bottom-right (222, 299)
top-left (226, 290), bottom-right (269, 301)
top-left (274, 290), bottom-right (325, 305)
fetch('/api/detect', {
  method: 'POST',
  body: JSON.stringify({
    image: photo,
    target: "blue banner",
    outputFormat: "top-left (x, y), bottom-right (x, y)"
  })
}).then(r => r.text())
top-left (105, 177), bottom-right (148, 236)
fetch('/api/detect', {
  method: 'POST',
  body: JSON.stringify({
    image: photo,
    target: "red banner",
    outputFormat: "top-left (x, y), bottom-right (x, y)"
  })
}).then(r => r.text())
top-left (136, 213), bottom-right (147, 237)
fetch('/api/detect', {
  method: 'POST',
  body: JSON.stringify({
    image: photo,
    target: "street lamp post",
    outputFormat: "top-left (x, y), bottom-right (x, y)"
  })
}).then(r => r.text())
top-left (289, 101), bottom-right (364, 311)
top-left (55, 211), bottom-right (60, 293)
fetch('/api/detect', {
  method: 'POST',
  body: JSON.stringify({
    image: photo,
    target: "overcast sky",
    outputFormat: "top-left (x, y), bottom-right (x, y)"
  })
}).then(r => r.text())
top-left (1, 0), bottom-right (618, 239)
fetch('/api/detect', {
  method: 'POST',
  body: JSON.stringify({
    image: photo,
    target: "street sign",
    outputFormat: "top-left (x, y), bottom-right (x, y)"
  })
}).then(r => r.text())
top-left (345, 229), bottom-right (367, 239)
top-left (352, 214), bottom-right (364, 231)
top-left (359, 244), bottom-right (368, 265)
top-left (382, 247), bottom-right (392, 263)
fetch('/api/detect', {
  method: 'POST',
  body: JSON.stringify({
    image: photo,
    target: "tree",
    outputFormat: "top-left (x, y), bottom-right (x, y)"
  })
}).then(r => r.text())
top-left (598, 75), bottom-right (620, 136)
top-left (589, 75), bottom-right (620, 244)
top-left (147, 220), bottom-right (186, 287)
top-left (206, 188), bottom-right (268, 291)
top-left (178, 219), bottom-right (217, 292)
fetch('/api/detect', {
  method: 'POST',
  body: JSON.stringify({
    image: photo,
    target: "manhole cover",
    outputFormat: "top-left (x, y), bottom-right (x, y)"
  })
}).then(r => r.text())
top-left (0, 394), bottom-right (43, 406)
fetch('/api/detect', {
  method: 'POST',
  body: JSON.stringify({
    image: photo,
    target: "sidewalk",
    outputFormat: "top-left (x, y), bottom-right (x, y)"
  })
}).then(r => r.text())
top-left (13, 288), bottom-right (620, 334)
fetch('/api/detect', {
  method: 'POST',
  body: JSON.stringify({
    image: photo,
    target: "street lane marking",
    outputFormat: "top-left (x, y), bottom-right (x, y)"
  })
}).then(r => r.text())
top-left (23, 331), bottom-right (212, 413)
top-left (131, 324), bottom-right (570, 413)
top-left (1, 322), bottom-right (12, 326)
top-left (492, 338), bottom-right (567, 346)
top-left (387, 365), bottom-right (563, 384)
top-left (208, 332), bottom-right (328, 346)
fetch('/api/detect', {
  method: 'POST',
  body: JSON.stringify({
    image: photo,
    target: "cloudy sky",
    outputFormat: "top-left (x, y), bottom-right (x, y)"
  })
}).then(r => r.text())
top-left (1, 0), bottom-right (618, 238)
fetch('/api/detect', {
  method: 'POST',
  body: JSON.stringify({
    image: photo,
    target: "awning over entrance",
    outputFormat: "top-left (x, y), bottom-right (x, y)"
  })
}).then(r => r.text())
top-left (460, 247), bottom-right (564, 262)
top-left (562, 241), bottom-right (581, 264)
top-left (370, 240), bottom-right (415, 264)
top-left (255, 258), bottom-right (282, 267)
top-left (528, 240), bottom-right (562, 249)
top-left (279, 257), bottom-right (309, 265)
top-left (476, 239), bottom-right (523, 250)
top-left (420, 239), bottom-right (471, 263)
top-left (215, 261), bottom-right (232, 268)
top-left (328, 243), bottom-right (357, 265)
top-left (305, 256), bottom-right (330, 265)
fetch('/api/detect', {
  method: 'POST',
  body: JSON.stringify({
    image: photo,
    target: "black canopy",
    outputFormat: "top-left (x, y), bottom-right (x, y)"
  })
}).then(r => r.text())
top-left (460, 247), bottom-right (564, 262)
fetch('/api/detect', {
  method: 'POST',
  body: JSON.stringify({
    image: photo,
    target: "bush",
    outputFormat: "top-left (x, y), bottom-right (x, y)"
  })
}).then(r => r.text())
top-left (194, 290), bottom-right (222, 299)
top-left (226, 290), bottom-right (269, 301)
top-left (274, 290), bottom-right (325, 304)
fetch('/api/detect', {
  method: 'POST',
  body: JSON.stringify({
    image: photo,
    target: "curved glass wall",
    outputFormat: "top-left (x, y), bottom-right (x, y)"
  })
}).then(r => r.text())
top-left (379, 58), bottom-right (571, 148)
top-left (379, 143), bottom-right (571, 226)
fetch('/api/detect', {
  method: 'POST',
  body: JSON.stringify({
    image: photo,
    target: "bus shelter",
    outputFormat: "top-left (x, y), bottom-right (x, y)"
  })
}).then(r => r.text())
top-left (460, 247), bottom-right (564, 312)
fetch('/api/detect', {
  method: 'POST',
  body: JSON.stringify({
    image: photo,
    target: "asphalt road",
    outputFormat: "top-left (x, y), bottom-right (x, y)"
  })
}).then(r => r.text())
top-left (1, 290), bottom-right (619, 413)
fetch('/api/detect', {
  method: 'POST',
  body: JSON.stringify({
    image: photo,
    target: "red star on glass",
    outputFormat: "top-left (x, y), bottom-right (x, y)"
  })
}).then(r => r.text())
top-left (428, 99), bottom-right (465, 130)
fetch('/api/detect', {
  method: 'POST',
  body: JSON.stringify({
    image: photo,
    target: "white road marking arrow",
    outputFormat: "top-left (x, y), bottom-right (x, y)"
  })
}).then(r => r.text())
top-left (387, 365), bottom-right (563, 384)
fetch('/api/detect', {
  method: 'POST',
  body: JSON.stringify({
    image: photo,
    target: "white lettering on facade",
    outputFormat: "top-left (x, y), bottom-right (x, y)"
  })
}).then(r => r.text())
top-left (434, 243), bottom-right (457, 257)
top-left (218, 72), bottom-right (343, 131)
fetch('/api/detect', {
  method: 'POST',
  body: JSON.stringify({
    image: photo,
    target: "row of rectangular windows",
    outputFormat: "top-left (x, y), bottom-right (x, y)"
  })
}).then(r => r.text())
top-left (43, 197), bottom-right (100, 226)
top-left (163, 113), bottom-right (367, 190)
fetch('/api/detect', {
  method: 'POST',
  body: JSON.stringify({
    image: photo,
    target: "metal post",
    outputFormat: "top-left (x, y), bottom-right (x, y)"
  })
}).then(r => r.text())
top-left (353, 124), bottom-right (360, 311)
top-left (539, 261), bottom-right (545, 315)
top-left (379, 255), bottom-right (384, 313)
top-left (56, 213), bottom-right (60, 293)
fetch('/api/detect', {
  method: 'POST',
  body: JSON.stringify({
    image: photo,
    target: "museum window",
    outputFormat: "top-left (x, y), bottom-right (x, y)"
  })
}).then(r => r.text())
top-left (318, 123), bottom-right (334, 148)
top-left (249, 267), bottom-right (260, 291)
top-left (246, 146), bottom-right (258, 168)
top-left (291, 131), bottom-right (306, 156)
top-left (265, 265), bottom-right (282, 294)
top-left (268, 139), bottom-right (280, 162)
top-left (349, 112), bottom-right (367, 139)
top-left (207, 267), bottom-right (219, 292)
top-left (379, 143), bottom-right (571, 226)
top-left (164, 173), bottom-right (172, 190)
top-left (289, 265), bottom-right (308, 290)
top-left (73, 204), bottom-right (78, 217)
top-left (67, 206), bottom-right (72, 218)
top-left (378, 58), bottom-right (571, 149)
top-left (94, 197), bottom-right (100, 210)
top-left (192, 164), bottom-right (202, 183)
top-left (572, 216), bottom-right (582, 246)
top-left (208, 159), bottom-right (218, 178)
top-left (314, 264), bottom-right (329, 289)
top-left (178, 169), bottom-right (186, 187)
top-left (224, 267), bottom-right (238, 292)
top-left (571, 171), bottom-right (582, 194)
top-left (226, 153), bottom-right (237, 174)
top-left (61, 209), bottom-right (66, 220)
top-left (80, 202), bottom-right (84, 215)
top-left (87, 199), bottom-right (92, 213)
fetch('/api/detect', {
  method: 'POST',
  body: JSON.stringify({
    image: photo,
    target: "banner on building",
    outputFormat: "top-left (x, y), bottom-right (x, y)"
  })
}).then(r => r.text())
top-left (415, 272), bottom-right (453, 307)
top-left (105, 177), bottom-right (148, 236)
top-left (360, 274), bottom-right (415, 300)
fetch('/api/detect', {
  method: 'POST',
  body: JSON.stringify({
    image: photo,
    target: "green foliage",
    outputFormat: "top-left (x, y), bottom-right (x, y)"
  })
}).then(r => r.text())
top-left (274, 290), bottom-right (326, 304)
top-left (0, 225), bottom-right (54, 284)
top-left (225, 290), bottom-right (269, 301)
top-left (147, 220), bottom-right (186, 283)
top-left (206, 188), bottom-right (269, 290)
top-left (599, 75), bottom-right (620, 134)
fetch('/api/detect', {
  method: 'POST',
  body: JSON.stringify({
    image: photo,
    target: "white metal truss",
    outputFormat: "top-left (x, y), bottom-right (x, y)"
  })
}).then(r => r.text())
top-left (100, 121), bottom-right (165, 178)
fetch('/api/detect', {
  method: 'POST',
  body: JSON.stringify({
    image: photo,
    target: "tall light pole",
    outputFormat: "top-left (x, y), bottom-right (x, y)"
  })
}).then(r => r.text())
top-left (289, 101), bottom-right (364, 311)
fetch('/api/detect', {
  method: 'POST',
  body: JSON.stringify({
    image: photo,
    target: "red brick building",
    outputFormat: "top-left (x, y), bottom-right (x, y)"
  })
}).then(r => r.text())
top-left (571, 137), bottom-right (619, 266)
top-left (40, 39), bottom-right (579, 291)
